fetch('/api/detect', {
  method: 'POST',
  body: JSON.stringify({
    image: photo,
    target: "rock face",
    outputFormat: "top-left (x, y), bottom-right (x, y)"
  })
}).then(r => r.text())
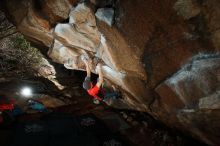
top-left (155, 54), bottom-right (220, 145)
top-left (2, 0), bottom-right (220, 145)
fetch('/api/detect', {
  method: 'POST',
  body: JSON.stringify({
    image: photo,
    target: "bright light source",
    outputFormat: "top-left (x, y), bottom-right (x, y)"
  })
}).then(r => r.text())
top-left (21, 87), bottom-right (32, 97)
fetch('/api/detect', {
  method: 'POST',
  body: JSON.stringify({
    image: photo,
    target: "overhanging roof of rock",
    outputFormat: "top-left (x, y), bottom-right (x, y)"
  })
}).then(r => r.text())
top-left (2, 0), bottom-right (220, 145)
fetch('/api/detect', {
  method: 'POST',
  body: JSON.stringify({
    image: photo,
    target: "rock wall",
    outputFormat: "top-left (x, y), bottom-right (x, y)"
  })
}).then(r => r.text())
top-left (2, 0), bottom-right (220, 145)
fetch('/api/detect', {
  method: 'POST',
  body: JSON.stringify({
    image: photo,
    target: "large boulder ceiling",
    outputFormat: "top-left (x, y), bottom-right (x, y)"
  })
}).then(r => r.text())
top-left (2, 0), bottom-right (220, 145)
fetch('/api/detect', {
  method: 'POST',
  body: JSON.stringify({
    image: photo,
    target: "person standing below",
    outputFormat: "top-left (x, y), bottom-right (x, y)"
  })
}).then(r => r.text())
top-left (82, 56), bottom-right (104, 104)
top-left (27, 99), bottom-right (48, 113)
top-left (0, 97), bottom-right (15, 126)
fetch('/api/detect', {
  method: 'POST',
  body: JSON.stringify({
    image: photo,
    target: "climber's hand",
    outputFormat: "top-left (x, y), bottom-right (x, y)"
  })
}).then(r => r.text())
top-left (81, 55), bottom-right (88, 63)
top-left (81, 55), bottom-right (92, 67)
top-left (95, 63), bottom-right (102, 73)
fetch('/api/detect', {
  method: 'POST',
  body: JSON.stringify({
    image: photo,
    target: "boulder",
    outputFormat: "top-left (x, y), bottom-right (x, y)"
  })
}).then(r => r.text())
top-left (2, 0), bottom-right (220, 145)
top-left (155, 54), bottom-right (220, 145)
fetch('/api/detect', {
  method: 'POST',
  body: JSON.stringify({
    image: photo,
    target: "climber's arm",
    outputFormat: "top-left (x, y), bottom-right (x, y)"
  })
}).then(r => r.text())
top-left (96, 63), bottom-right (104, 88)
top-left (85, 60), bottom-right (91, 78)
top-left (82, 56), bottom-right (91, 78)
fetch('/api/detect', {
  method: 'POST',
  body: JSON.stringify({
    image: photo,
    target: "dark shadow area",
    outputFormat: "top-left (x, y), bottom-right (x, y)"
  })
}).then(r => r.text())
top-left (120, 109), bottom-right (208, 146)
top-left (51, 62), bottom-right (98, 87)
top-left (1, 113), bottom-right (132, 146)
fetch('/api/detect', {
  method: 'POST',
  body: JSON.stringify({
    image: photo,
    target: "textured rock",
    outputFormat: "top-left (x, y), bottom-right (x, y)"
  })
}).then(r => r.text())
top-left (156, 54), bottom-right (220, 111)
top-left (95, 8), bottom-right (114, 26)
top-left (17, 7), bottom-right (53, 47)
top-left (199, 90), bottom-right (220, 109)
top-left (155, 54), bottom-right (220, 145)
top-left (38, 95), bottom-right (65, 108)
top-left (37, 58), bottom-right (65, 90)
top-left (202, 0), bottom-right (220, 51)
top-left (54, 23), bottom-right (99, 51)
top-left (174, 0), bottom-right (201, 19)
top-left (41, 0), bottom-right (79, 25)
top-left (2, 0), bottom-right (78, 47)
top-left (68, 3), bottom-right (101, 50)
top-left (3, 0), bottom-right (220, 145)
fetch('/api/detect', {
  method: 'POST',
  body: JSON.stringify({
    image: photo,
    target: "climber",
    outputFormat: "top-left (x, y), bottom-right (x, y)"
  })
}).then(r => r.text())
top-left (82, 55), bottom-right (103, 104)
top-left (82, 55), bottom-right (120, 104)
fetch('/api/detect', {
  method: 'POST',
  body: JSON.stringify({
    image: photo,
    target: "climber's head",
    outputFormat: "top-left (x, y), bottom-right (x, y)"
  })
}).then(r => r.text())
top-left (82, 77), bottom-right (93, 90)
